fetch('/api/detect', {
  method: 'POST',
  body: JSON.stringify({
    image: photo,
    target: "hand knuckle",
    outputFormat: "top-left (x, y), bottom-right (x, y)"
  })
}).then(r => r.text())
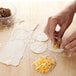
top-left (48, 17), bottom-right (51, 21)
top-left (48, 17), bottom-right (51, 20)
top-left (68, 44), bottom-right (72, 48)
top-left (67, 38), bottom-right (71, 43)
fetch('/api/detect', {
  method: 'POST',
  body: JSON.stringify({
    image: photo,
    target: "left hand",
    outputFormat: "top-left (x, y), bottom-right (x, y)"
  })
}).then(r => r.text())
top-left (60, 31), bottom-right (76, 52)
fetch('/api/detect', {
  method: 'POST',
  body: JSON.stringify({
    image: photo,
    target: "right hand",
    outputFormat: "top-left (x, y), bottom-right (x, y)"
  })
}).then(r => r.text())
top-left (44, 7), bottom-right (75, 45)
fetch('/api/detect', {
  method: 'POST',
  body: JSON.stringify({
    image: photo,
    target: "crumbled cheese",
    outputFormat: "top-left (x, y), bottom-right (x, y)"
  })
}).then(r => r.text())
top-left (53, 43), bottom-right (59, 50)
top-left (33, 57), bottom-right (56, 74)
top-left (53, 41), bottom-right (60, 50)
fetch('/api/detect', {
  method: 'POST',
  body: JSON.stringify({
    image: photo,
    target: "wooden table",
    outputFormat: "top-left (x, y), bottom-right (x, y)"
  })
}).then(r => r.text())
top-left (0, 1), bottom-right (76, 76)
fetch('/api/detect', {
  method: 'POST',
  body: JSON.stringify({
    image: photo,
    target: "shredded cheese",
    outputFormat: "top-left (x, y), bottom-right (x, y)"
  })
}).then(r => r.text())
top-left (53, 41), bottom-right (60, 50)
top-left (53, 43), bottom-right (58, 50)
top-left (32, 57), bottom-right (56, 74)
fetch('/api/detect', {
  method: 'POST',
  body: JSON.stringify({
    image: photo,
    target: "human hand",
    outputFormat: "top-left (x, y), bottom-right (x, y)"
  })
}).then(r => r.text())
top-left (44, 7), bottom-right (74, 45)
top-left (61, 32), bottom-right (76, 52)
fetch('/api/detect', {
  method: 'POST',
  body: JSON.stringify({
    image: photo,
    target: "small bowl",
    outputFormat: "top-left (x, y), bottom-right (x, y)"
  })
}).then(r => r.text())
top-left (0, 2), bottom-right (16, 29)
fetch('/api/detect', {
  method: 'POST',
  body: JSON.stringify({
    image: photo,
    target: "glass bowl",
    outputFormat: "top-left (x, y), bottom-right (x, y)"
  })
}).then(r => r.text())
top-left (0, 2), bottom-right (16, 30)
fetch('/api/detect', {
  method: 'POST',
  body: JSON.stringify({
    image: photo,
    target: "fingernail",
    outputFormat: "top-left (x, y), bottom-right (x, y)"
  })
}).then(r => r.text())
top-left (60, 44), bottom-right (64, 49)
top-left (65, 45), bottom-right (69, 49)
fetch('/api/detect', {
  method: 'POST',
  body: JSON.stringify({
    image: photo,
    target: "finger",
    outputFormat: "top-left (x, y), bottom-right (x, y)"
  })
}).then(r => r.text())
top-left (60, 32), bottom-right (76, 48)
top-left (44, 26), bottom-right (50, 38)
top-left (48, 17), bottom-right (58, 43)
top-left (58, 23), bottom-right (69, 38)
top-left (65, 39), bottom-right (76, 49)
top-left (65, 32), bottom-right (76, 44)
top-left (70, 47), bottom-right (76, 52)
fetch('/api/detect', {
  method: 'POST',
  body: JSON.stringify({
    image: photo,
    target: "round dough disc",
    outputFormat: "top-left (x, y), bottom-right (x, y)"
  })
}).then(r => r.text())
top-left (32, 32), bottom-right (48, 42)
top-left (30, 42), bottom-right (47, 53)
top-left (10, 29), bottom-right (32, 40)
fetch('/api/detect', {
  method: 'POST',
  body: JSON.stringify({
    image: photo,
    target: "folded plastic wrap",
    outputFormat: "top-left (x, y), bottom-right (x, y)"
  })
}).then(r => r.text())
top-left (0, 22), bottom-right (33, 66)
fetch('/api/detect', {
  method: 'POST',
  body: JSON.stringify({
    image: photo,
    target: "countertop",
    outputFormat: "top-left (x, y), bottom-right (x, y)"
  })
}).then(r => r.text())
top-left (0, 1), bottom-right (76, 76)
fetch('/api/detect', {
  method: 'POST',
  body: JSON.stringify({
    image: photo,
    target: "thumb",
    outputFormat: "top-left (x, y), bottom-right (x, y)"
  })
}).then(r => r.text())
top-left (48, 17), bottom-right (58, 43)
top-left (58, 24), bottom-right (68, 38)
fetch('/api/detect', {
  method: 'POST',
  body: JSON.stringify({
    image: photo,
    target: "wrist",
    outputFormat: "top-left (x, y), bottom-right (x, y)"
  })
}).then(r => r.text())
top-left (70, 1), bottom-right (76, 14)
top-left (74, 1), bottom-right (76, 13)
top-left (66, 1), bottom-right (76, 15)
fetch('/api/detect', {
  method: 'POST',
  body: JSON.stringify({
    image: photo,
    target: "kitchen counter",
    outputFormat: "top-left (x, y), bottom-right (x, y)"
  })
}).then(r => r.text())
top-left (0, 1), bottom-right (76, 76)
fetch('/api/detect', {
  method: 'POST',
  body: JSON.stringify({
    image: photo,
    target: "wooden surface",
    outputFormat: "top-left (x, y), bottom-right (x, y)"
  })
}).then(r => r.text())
top-left (0, 1), bottom-right (76, 76)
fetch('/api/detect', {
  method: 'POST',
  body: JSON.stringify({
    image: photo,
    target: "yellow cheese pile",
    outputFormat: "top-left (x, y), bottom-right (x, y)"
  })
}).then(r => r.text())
top-left (33, 57), bottom-right (56, 74)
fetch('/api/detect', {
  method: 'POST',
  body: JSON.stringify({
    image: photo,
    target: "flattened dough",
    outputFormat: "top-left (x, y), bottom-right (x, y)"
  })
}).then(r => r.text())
top-left (32, 31), bottom-right (48, 42)
top-left (10, 29), bottom-right (26, 40)
top-left (10, 29), bottom-right (32, 40)
top-left (30, 42), bottom-right (47, 54)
